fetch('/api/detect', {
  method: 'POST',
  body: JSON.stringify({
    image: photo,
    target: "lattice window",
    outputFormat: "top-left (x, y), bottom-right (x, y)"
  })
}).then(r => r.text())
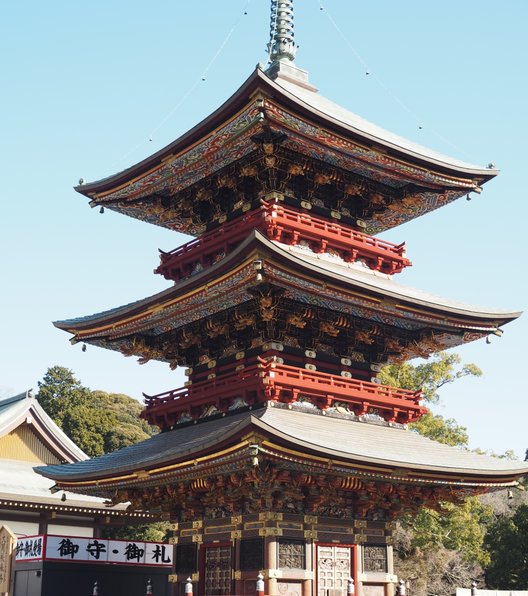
top-left (278, 539), bottom-right (305, 569)
top-left (362, 545), bottom-right (387, 573)
top-left (204, 545), bottom-right (232, 596)
top-left (240, 538), bottom-right (264, 571)
top-left (175, 544), bottom-right (197, 574)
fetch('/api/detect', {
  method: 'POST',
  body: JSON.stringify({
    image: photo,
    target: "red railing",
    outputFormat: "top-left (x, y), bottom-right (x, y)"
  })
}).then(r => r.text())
top-left (142, 360), bottom-right (425, 430)
top-left (155, 201), bottom-right (411, 281)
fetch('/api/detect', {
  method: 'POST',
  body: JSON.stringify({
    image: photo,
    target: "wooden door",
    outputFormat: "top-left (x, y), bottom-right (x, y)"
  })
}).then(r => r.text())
top-left (203, 544), bottom-right (232, 596)
top-left (317, 545), bottom-right (353, 596)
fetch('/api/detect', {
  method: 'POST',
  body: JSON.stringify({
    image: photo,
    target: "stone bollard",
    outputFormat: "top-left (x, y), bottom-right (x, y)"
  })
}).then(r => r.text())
top-left (92, 581), bottom-right (99, 596)
top-left (347, 577), bottom-right (355, 596)
top-left (185, 577), bottom-right (193, 596)
top-left (256, 572), bottom-right (265, 596)
top-left (146, 578), bottom-right (153, 595)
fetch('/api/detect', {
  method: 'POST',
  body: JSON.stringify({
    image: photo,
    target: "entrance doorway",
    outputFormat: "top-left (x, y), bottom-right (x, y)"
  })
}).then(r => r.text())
top-left (316, 544), bottom-right (355, 596)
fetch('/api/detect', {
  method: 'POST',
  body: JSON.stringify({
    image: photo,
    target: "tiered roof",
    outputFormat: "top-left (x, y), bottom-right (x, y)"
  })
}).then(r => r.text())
top-left (54, 231), bottom-right (519, 367)
top-left (36, 404), bottom-right (528, 512)
top-left (76, 67), bottom-right (497, 236)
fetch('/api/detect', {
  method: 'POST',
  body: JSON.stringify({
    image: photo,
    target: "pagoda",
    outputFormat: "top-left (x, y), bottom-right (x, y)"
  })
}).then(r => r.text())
top-left (38, 3), bottom-right (527, 596)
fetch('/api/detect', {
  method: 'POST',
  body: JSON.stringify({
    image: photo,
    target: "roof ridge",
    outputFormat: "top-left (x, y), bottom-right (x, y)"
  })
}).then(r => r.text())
top-left (0, 389), bottom-right (34, 409)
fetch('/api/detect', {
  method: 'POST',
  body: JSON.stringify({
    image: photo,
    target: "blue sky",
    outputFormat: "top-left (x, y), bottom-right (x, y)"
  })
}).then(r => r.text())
top-left (1, 1), bottom-right (526, 459)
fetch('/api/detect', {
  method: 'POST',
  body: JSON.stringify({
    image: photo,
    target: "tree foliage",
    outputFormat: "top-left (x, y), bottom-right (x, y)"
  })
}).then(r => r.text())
top-left (379, 352), bottom-right (478, 447)
top-left (37, 366), bottom-right (154, 457)
top-left (396, 497), bottom-right (493, 568)
top-left (485, 504), bottom-right (528, 589)
top-left (394, 545), bottom-right (482, 596)
top-left (102, 521), bottom-right (171, 543)
top-left (378, 352), bottom-right (482, 404)
top-left (384, 353), bottom-right (497, 592)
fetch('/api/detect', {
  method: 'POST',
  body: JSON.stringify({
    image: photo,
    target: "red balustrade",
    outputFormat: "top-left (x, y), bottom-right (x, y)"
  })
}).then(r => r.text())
top-left (155, 201), bottom-right (411, 281)
top-left (142, 360), bottom-right (426, 430)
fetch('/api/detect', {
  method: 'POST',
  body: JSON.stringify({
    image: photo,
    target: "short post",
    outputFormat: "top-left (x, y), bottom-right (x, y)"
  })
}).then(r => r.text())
top-left (92, 581), bottom-right (99, 596)
top-left (256, 572), bottom-right (265, 596)
top-left (146, 578), bottom-right (153, 595)
top-left (185, 577), bottom-right (193, 596)
top-left (471, 581), bottom-right (477, 596)
top-left (347, 577), bottom-right (355, 596)
top-left (398, 579), bottom-right (406, 596)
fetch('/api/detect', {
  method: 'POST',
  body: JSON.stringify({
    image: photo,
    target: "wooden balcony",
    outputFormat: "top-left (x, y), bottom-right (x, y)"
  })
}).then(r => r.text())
top-left (141, 359), bottom-right (426, 430)
top-left (155, 200), bottom-right (411, 281)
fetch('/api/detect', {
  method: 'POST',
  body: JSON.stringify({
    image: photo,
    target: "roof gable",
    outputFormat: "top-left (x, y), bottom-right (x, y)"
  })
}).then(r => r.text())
top-left (0, 390), bottom-right (88, 463)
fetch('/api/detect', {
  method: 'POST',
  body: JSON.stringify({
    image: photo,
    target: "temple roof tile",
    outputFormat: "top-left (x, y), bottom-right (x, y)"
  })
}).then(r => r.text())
top-left (54, 231), bottom-right (520, 340)
top-left (35, 406), bottom-right (528, 491)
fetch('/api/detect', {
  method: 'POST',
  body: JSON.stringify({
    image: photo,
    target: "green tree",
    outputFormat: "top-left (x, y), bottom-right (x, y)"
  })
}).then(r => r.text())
top-left (37, 365), bottom-right (92, 424)
top-left (385, 353), bottom-right (491, 590)
top-left (485, 504), bottom-right (528, 589)
top-left (378, 352), bottom-right (482, 404)
top-left (378, 352), bottom-right (478, 446)
top-left (91, 390), bottom-right (155, 452)
top-left (398, 498), bottom-right (492, 567)
top-left (102, 521), bottom-right (171, 542)
top-left (37, 366), bottom-right (153, 457)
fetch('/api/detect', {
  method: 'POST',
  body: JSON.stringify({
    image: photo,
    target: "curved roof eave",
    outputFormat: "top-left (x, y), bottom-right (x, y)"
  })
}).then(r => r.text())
top-left (250, 407), bottom-right (528, 478)
top-left (266, 72), bottom-right (498, 179)
top-left (53, 230), bottom-right (520, 336)
top-left (75, 69), bottom-right (265, 197)
top-left (35, 411), bottom-right (257, 482)
top-left (262, 235), bottom-right (521, 322)
top-left (75, 68), bottom-right (496, 199)
top-left (35, 407), bottom-right (528, 485)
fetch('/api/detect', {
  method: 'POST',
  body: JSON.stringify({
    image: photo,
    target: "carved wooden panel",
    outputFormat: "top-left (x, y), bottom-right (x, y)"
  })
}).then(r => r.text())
top-left (204, 545), bottom-right (232, 595)
top-left (317, 545), bottom-right (352, 596)
top-left (278, 539), bottom-right (305, 569)
top-left (362, 545), bottom-right (387, 573)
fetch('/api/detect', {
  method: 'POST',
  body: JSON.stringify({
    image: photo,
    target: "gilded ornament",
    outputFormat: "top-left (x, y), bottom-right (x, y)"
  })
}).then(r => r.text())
top-left (319, 321), bottom-right (340, 337)
top-left (233, 311), bottom-right (256, 331)
top-left (286, 313), bottom-right (307, 329)
top-left (239, 164), bottom-right (259, 178)
top-left (287, 163), bottom-right (305, 176)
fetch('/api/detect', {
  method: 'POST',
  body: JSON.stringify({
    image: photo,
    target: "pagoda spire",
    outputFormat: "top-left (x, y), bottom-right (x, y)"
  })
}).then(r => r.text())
top-left (267, 0), bottom-right (296, 64)
top-left (265, 0), bottom-right (315, 89)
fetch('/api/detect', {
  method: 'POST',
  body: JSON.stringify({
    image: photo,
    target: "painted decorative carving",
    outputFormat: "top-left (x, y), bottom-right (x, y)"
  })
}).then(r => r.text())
top-left (278, 540), bottom-right (305, 569)
top-left (363, 545), bottom-right (387, 573)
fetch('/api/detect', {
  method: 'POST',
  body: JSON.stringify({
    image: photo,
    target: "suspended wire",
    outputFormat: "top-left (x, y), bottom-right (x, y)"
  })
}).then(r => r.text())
top-left (111, 0), bottom-right (252, 170)
top-left (315, 1), bottom-right (472, 159)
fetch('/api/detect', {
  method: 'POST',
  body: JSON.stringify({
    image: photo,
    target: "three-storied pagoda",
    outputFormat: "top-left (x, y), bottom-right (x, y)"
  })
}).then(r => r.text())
top-left (38, 3), bottom-right (527, 595)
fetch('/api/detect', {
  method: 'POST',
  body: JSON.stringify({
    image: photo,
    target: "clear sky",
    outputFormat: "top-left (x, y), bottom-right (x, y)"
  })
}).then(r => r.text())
top-left (1, 1), bottom-right (526, 459)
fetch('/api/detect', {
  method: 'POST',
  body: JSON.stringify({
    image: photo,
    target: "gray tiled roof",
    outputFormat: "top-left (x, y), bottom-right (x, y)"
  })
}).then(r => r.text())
top-left (274, 74), bottom-right (493, 174)
top-left (36, 406), bottom-right (528, 483)
top-left (0, 459), bottom-right (107, 507)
